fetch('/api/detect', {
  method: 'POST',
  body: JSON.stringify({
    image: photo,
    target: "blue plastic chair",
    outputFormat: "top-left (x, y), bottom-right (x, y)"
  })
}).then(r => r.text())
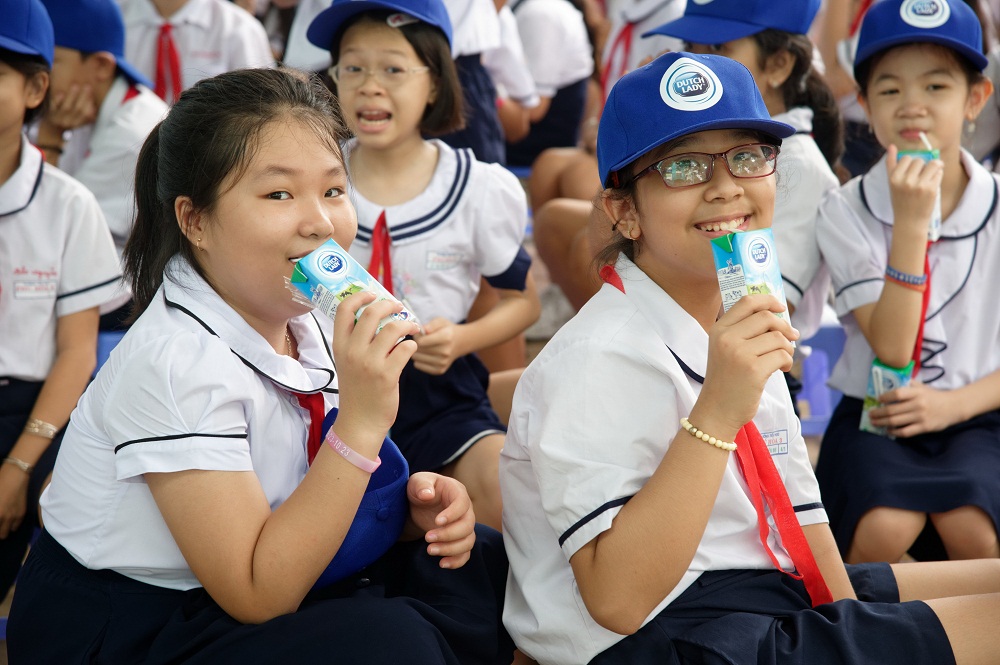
top-left (94, 330), bottom-right (126, 376)
top-left (798, 323), bottom-right (847, 437)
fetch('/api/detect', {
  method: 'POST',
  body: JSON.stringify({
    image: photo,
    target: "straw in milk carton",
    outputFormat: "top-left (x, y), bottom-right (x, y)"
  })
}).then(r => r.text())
top-left (897, 131), bottom-right (941, 241)
top-left (287, 239), bottom-right (420, 334)
top-left (710, 228), bottom-right (792, 340)
top-left (859, 358), bottom-right (914, 438)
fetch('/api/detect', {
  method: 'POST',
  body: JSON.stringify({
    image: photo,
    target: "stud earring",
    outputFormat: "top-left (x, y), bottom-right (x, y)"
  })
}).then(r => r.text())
top-left (966, 119), bottom-right (977, 136)
top-left (196, 237), bottom-right (203, 251)
top-left (627, 227), bottom-right (639, 240)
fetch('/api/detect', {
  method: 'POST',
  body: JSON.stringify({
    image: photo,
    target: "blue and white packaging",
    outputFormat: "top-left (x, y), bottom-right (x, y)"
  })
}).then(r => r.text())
top-left (711, 228), bottom-right (791, 332)
top-left (860, 359), bottom-right (915, 437)
top-left (897, 147), bottom-right (942, 241)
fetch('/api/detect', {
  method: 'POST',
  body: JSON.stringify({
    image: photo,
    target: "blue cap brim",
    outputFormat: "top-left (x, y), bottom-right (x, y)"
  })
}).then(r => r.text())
top-left (0, 34), bottom-right (50, 65)
top-left (854, 34), bottom-right (988, 77)
top-left (642, 14), bottom-right (763, 44)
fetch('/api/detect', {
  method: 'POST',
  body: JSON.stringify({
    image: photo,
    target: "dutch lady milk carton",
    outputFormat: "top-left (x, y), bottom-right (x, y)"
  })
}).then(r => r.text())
top-left (287, 239), bottom-right (419, 334)
top-left (710, 228), bottom-right (791, 336)
top-left (859, 359), bottom-right (914, 438)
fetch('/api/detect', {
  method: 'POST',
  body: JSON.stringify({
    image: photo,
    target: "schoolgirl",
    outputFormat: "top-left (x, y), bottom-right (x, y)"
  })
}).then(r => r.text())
top-left (8, 68), bottom-right (513, 664)
top-left (307, 0), bottom-right (540, 531)
top-left (814, 0), bottom-right (1000, 564)
top-left (0, 0), bottom-right (120, 603)
top-left (500, 50), bottom-right (1000, 665)
top-left (36, 0), bottom-right (168, 330)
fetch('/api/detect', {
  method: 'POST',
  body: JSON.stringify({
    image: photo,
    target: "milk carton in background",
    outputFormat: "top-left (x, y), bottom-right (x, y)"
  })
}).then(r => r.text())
top-left (859, 359), bottom-right (915, 438)
top-left (287, 239), bottom-right (420, 334)
top-left (710, 229), bottom-right (792, 335)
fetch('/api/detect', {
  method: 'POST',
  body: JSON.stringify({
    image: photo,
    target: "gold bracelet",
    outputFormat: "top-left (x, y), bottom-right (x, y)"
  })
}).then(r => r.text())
top-left (680, 417), bottom-right (737, 452)
top-left (23, 418), bottom-right (59, 439)
top-left (3, 457), bottom-right (34, 475)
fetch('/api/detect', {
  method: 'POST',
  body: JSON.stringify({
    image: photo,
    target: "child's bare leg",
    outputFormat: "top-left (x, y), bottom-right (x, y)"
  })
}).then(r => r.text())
top-left (555, 152), bottom-right (601, 202)
top-left (529, 148), bottom-right (587, 209)
top-left (931, 506), bottom-right (1000, 560)
top-left (534, 199), bottom-right (601, 309)
top-left (923, 593), bottom-right (1000, 665)
top-left (847, 507), bottom-right (927, 563)
top-left (488, 369), bottom-right (524, 427)
top-left (441, 434), bottom-right (505, 531)
top-left (893, 558), bottom-right (1000, 600)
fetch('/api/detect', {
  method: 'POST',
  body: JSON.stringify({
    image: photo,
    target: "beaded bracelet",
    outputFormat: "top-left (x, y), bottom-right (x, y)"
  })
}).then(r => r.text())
top-left (3, 457), bottom-right (34, 474)
top-left (680, 417), bottom-right (737, 452)
top-left (885, 265), bottom-right (927, 286)
top-left (23, 418), bottom-right (59, 439)
top-left (324, 429), bottom-right (381, 474)
top-left (884, 272), bottom-right (927, 292)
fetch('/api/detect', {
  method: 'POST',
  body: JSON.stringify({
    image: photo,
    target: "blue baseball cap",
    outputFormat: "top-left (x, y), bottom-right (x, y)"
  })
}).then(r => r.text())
top-left (643, 0), bottom-right (821, 44)
top-left (855, 0), bottom-right (988, 78)
top-left (597, 51), bottom-right (795, 189)
top-left (0, 0), bottom-right (54, 67)
top-left (307, 0), bottom-right (453, 53)
top-left (39, 0), bottom-right (153, 89)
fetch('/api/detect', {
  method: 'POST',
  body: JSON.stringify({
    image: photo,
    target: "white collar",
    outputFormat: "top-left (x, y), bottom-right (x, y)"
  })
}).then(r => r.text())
top-left (133, 0), bottom-right (213, 28)
top-left (772, 106), bottom-right (814, 134)
top-left (0, 135), bottom-right (44, 217)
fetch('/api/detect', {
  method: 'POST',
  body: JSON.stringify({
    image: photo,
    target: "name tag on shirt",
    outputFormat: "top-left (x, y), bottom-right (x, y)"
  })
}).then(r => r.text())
top-left (762, 429), bottom-right (789, 456)
top-left (426, 250), bottom-right (463, 271)
top-left (14, 280), bottom-right (57, 299)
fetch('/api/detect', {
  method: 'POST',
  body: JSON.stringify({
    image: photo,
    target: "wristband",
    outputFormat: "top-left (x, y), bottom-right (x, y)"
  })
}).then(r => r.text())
top-left (885, 265), bottom-right (927, 286)
top-left (3, 457), bottom-right (34, 475)
top-left (23, 418), bottom-right (59, 439)
top-left (884, 272), bottom-right (927, 292)
top-left (680, 417), bottom-right (737, 452)
top-left (324, 429), bottom-right (381, 473)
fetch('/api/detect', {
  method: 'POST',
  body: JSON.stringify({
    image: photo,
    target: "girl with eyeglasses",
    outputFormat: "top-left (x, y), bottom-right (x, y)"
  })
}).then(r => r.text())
top-left (307, 0), bottom-right (540, 531)
top-left (499, 51), bottom-right (1000, 665)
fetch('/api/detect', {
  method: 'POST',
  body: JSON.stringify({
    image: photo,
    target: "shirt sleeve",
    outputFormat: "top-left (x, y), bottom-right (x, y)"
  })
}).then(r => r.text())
top-left (225, 11), bottom-right (275, 70)
top-left (471, 163), bottom-right (530, 280)
top-left (105, 331), bottom-right (255, 482)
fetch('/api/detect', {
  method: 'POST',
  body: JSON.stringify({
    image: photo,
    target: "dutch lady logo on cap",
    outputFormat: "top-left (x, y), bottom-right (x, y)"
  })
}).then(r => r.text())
top-left (901, 0), bottom-right (950, 28)
top-left (660, 57), bottom-right (724, 111)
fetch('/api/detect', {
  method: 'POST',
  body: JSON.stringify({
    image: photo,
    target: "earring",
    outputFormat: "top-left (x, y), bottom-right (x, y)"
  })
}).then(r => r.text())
top-left (627, 227), bottom-right (639, 240)
top-left (196, 237), bottom-right (203, 251)
top-left (966, 119), bottom-right (977, 136)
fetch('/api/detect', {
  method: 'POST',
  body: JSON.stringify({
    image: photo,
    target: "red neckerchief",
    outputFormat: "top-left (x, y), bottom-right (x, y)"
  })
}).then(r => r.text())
top-left (367, 210), bottom-right (394, 296)
top-left (295, 392), bottom-right (326, 464)
top-left (911, 245), bottom-right (932, 376)
top-left (600, 265), bottom-right (833, 607)
top-left (600, 22), bottom-right (634, 104)
top-left (155, 23), bottom-right (182, 103)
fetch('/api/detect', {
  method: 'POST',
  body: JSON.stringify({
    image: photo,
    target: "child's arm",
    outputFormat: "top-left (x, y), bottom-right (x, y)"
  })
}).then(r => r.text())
top-left (851, 146), bottom-right (942, 368)
top-left (411, 272), bottom-right (540, 375)
top-left (802, 523), bottom-right (858, 601)
top-left (0, 307), bottom-right (98, 538)
top-left (568, 295), bottom-right (797, 635)
top-left (869, 368), bottom-right (1000, 438)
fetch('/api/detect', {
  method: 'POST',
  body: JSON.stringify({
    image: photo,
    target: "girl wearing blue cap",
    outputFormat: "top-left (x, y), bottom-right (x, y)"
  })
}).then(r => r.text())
top-left (500, 50), bottom-right (1000, 665)
top-left (0, 0), bottom-right (120, 604)
top-left (307, 0), bottom-right (540, 530)
top-left (814, 0), bottom-right (1000, 566)
top-left (8, 68), bottom-right (514, 664)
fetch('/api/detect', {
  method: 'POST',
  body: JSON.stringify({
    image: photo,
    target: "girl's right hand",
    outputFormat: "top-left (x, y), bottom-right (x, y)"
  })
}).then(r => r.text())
top-left (330, 292), bottom-right (420, 441)
top-left (885, 144), bottom-right (943, 236)
top-left (696, 295), bottom-right (798, 434)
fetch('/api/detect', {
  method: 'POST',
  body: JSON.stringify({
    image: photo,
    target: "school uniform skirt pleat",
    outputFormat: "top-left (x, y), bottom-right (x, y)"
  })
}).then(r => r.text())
top-left (8, 526), bottom-right (514, 665)
top-left (815, 396), bottom-right (1000, 555)
top-left (590, 564), bottom-right (954, 665)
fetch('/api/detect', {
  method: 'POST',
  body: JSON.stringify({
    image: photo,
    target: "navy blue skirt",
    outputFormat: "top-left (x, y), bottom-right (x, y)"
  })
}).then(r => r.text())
top-left (438, 54), bottom-right (505, 165)
top-left (815, 396), bottom-right (1000, 555)
top-left (8, 526), bottom-right (514, 664)
top-left (393, 354), bottom-right (505, 473)
top-left (590, 564), bottom-right (953, 665)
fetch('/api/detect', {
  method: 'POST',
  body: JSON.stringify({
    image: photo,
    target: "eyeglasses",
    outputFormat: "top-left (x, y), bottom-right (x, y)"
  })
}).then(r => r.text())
top-left (630, 143), bottom-right (780, 189)
top-left (328, 64), bottom-right (431, 89)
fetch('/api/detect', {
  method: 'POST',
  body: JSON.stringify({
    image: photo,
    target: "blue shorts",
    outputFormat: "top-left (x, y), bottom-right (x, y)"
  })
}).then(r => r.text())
top-left (590, 563), bottom-right (953, 665)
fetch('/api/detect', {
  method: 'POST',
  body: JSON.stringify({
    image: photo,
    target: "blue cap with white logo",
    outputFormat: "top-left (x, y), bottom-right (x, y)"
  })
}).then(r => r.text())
top-left (0, 0), bottom-right (54, 67)
top-left (39, 0), bottom-right (153, 89)
top-left (307, 0), bottom-right (453, 52)
top-left (854, 0), bottom-right (988, 78)
top-left (597, 51), bottom-right (794, 189)
top-left (643, 0), bottom-right (821, 44)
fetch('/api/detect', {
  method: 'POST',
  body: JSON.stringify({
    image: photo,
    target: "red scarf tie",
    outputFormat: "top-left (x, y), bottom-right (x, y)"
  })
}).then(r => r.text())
top-left (600, 21), bottom-right (634, 104)
top-left (367, 211), bottom-right (394, 296)
top-left (911, 247), bottom-right (933, 376)
top-left (295, 392), bottom-right (326, 465)
top-left (155, 23), bottom-right (182, 104)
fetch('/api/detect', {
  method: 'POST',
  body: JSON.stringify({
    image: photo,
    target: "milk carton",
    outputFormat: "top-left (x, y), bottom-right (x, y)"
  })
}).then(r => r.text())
top-left (859, 359), bottom-right (914, 437)
top-left (710, 228), bottom-right (791, 331)
top-left (897, 148), bottom-right (942, 241)
top-left (287, 239), bottom-right (419, 334)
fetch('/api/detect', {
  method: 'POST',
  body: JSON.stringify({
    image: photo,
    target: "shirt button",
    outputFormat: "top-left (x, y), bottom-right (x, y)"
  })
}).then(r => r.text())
top-left (376, 507), bottom-right (390, 521)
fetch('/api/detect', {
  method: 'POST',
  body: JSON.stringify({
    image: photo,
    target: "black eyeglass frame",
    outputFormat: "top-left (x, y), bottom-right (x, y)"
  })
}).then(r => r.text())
top-left (628, 143), bottom-right (781, 189)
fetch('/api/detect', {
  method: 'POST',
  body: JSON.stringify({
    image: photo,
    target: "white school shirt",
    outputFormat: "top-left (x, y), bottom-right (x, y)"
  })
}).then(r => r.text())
top-left (481, 5), bottom-right (540, 108)
top-left (121, 0), bottom-right (273, 99)
top-left (510, 0), bottom-right (593, 98)
top-left (58, 77), bottom-right (168, 312)
top-left (817, 149), bottom-right (1000, 399)
top-left (772, 106), bottom-right (839, 340)
top-left (601, 0), bottom-right (685, 97)
top-left (0, 137), bottom-right (120, 382)
top-left (345, 139), bottom-right (529, 324)
top-left (500, 254), bottom-right (826, 665)
top-left (40, 256), bottom-right (338, 590)
top-left (282, 0), bottom-right (333, 73)
top-left (442, 0), bottom-right (502, 56)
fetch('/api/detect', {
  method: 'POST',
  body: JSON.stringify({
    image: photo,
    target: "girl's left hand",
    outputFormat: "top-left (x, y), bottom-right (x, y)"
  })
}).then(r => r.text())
top-left (0, 466), bottom-right (29, 539)
top-left (404, 472), bottom-right (476, 569)
top-left (868, 382), bottom-right (960, 437)
top-left (412, 318), bottom-right (463, 375)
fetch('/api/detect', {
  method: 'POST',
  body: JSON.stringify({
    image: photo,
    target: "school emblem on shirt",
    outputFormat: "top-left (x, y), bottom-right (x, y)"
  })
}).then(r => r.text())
top-left (660, 57), bottom-right (724, 112)
top-left (762, 429), bottom-right (789, 456)
top-left (900, 0), bottom-right (950, 28)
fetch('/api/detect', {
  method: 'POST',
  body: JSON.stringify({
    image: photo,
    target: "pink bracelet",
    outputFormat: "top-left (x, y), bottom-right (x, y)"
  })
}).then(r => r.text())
top-left (324, 429), bottom-right (381, 473)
